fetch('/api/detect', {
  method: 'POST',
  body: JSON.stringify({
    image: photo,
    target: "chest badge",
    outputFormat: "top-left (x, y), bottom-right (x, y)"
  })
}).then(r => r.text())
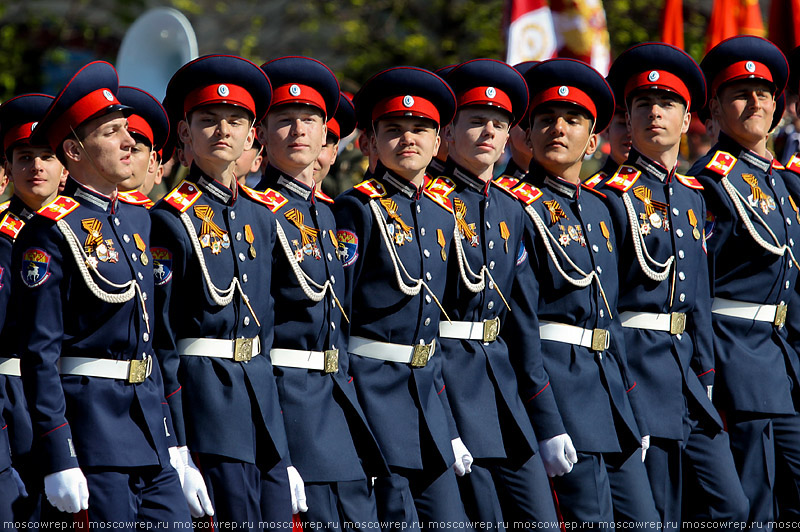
top-left (133, 233), bottom-right (148, 265)
top-left (499, 221), bottom-right (510, 254)
top-left (81, 218), bottom-right (118, 263)
top-left (285, 208), bottom-right (320, 261)
top-left (686, 209), bottom-right (701, 240)
top-left (543, 199), bottom-right (567, 225)
top-left (633, 186), bottom-right (669, 232)
top-left (453, 197), bottom-right (478, 247)
top-left (379, 198), bottom-right (413, 246)
top-left (599, 221), bottom-right (613, 252)
top-left (193, 205), bottom-right (230, 254)
top-left (742, 174), bottom-right (776, 215)
top-left (244, 224), bottom-right (257, 259)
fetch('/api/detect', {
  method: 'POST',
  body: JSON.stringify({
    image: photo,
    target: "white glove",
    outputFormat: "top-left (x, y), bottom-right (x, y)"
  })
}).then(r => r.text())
top-left (641, 435), bottom-right (650, 463)
top-left (44, 468), bottom-right (89, 513)
top-left (171, 446), bottom-right (214, 518)
top-left (287, 466), bottom-right (308, 514)
top-left (538, 434), bottom-right (578, 477)
top-left (450, 437), bottom-right (473, 477)
top-left (11, 467), bottom-right (28, 498)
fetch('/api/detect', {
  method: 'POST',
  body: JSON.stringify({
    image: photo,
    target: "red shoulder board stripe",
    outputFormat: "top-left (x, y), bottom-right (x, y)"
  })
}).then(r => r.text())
top-left (0, 201), bottom-right (10, 214)
top-left (605, 165), bottom-right (641, 192)
top-left (772, 159), bottom-right (785, 171)
top-left (494, 176), bottom-right (521, 190)
top-left (164, 180), bottom-right (203, 213)
top-left (315, 189), bottom-right (334, 204)
top-left (0, 212), bottom-right (24, 241)
top-left (511, 182), bottom-right (543, 205)
top-left (117, 190), bottom-right (152, 206)
top-left (584, 172), bottom-right (606, 189)
top-left (786, 153), bottom-right (800, 175)
top-left (240, 185), bottom-right (288, 213)
top-left (705, 150), bottom-right (737, 177)
top-left (423, 176), bottom-right (456, 213)
top-left (581, 184), bottom-right (607, 198)
top-left (354, 179), bottom-right (387, 198)
top-left (675, 173), bottom-right (704, 190)
top-left (37, 196), bottom-right (79, 221)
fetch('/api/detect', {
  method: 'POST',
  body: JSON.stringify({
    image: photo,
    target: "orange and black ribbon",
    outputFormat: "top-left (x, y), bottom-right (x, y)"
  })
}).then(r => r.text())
top-left (633, 186), bottom-right (667, 216)
top-left (81, 218), bottom-right (104, 253)
top-left (543, 199), bottom-right (567, 225)
top-left (453, 197), bottom-right (477, 246)
top-left (379, 198), bottom-right (413, 233)
top-left (742, 174), bottom-right (768, 201)
top-left (284, 209), bottom-right (319, 246)
top-left (193, 205), bottom-right (228, 240)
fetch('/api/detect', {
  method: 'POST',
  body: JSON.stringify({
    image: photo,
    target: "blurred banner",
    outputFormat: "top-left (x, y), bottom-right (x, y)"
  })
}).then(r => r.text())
top-left (769, 0), bottom-right (800, 54)
top-left (661, 0), bottom-right (684, 49)
top-left (706, 0), bottom-right (765, 52)
top-left (505, 0), bottom-right (558, 64)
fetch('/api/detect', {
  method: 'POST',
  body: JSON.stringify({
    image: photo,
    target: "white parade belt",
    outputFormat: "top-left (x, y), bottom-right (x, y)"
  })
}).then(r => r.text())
top-left (539, 321), bottom-right (610, 352)
top-left (59, 355), bottom-right (152, 384)
top-left (178, 337), bottom-right (261, 362)
top-left (269, 348), bottom-right (338, 373)
top-left (619, 311), bottom-right (686, 335)
top-left (711, 297), bottom-right (787, 328)
top-left (0, 357), bottom-right (20, 376)
top-left (438, 317), bottom-right (500, 342)
top-left (349, 336), bottom-right (435, 367)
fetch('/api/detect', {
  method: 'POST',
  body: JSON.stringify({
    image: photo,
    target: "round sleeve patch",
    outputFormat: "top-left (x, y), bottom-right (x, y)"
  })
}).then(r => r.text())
top-left (336, 230), bottom-right (358, 267)
top-left (151, 247), bottom-right (173, 286)
top-left (21, 248), bottom-right (51, 287)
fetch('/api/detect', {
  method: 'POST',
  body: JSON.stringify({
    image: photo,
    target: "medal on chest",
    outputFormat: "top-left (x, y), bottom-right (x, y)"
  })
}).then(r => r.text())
top-left (789, 196), bottom-right (800, 224)
top-left (285, 208), bottom-right (320, 262)
top-left (633, 186), bottom-right (669, 234)
top-left (81, 218), bottom-right (118, 264)
top-left (133, 233), bottom-right (149, 265)
top-left (599, 221), bottom-right (613, 252)
top-left (742, 174), bottom-right (776, 215)
top-left (453, 197), bottom-right (478, 247)
top-left (686, 209), bottom-right (701, 240)
top-left (380, 198), bottom-right (413, 246)
top-left (544, 199), bottom-right (584, 247)
top-left (499, 221), bottom-right (510, 254)
top-left (193, 205), bottom-right (230, 254)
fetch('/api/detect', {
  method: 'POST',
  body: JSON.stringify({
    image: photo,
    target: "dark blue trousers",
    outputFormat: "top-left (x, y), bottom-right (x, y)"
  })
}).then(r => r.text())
top-left (301, 479), bottom-right (380, 532)
top-left (0, 466), bottom-right (18, 528)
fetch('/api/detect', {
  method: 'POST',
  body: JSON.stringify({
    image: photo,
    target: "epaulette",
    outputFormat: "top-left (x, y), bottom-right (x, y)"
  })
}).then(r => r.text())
top-left (240, 185), bottom-right (288, 213)
top-left (315, 189), bottom-right (334, 204)
top-left (583, 171), bottom-right (606, 189)
top-left (0, 211), bottom-right (25, 241)
top-left (0, 201), bottom-right (10, 214)
top-left (772, 159), bottom-right (785, 171)
top-left (786, 153), bottom-right (800, 175)
top-left (492, 175), bottom-right (525, 201)
top-left (37, 195), bottom-right (80, 221)
top-left (510, 181), bottom-right (543, 205)
top-left (423, 176), bottom-right (456, 213)
top-left (354, 178), bottom-right (387, 199)
top-left (674, 173), bottom-right (704, 190)
top-left (605, 165), bottom-right (641, 192)
top-left (164, 180), bottom-right (203, 213)
top-left (117, 190), bottom-right (153, 206)
top-left (580, 184), bottom-right (607, 198)
top-left (705, 150), bottom-right (737, 177)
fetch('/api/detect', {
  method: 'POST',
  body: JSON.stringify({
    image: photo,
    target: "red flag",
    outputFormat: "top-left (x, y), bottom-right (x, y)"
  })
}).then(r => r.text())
top-left (550, 0), bottom-right (612, 75)
top-left (505, 0), bottom-right (557, 64)
top-left (706, 0), bottom-right (738, 52)
top-left (738, 0), bottom-right (765, 36)
top-left (769, 0), bottom-right (800, 54)
top-left (661, 0), bottom-right (684, 49)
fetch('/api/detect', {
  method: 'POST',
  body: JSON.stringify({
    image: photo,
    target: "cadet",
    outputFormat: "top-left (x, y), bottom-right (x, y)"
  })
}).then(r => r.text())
top-left (689, 35), bottom-right (800, 523)
top-left (152, 55), bottom-right (292, 526)
top-left (510, 58), bottom-right (658, 526)
top-left (0, 93), bottom-right (69, 524)
top-left (600, 42), bottom-right (748, 527)
top-left (313, 91), bottom-right (356, 187)
top-left (432, 58), bottom-right (559, 527)
top-left (585, 105), bottom-right (630, 189)
top-left (10, 61), bottom-right (190, 525)
top-left (497, 61), bottom-right (537, 180)
top-left (116, 86), bottom-right (169, 207)
top-left (333, 67), bottom-right (474, 530)
top-left (255, 56), bottom-right (387, 530)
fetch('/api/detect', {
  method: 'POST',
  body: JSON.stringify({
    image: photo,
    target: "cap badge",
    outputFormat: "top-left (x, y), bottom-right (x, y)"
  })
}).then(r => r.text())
top-left (486, 87), bottom-right (496, 99)
top-left (558, 86), bottom-right (569, 97)
top-left (217, 84), bottom-right (230, 97)
top-left (102, 90), bottom-right (114, 102)
top-left (648, 71), bottom-right (660, 82)
top-left (403, 95), bottom-right (415, 108)
top-left (745, 61), bottom-right (756, 73)
top-left (289, 84), bottom-right (302, 96)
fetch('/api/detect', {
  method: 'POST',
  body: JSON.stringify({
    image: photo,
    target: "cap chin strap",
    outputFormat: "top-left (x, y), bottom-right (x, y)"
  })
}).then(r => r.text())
top-left (70, 125), bottom-right (118, 191)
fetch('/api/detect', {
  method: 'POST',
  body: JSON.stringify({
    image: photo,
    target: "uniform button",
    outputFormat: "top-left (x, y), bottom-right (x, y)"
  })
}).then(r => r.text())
top-left (486, 221), bottom-right (491, 229)
top-left (489, 280), bottom-right (495, 289)
top-left (489, 241), bottom-right (494, 250)
top-left (592, 244), bottom-right (599, 253)
top-left (678, 250), bottom-right (685, 259)
top-left (792, 239), bottom-right (796, 247)
top-left (230, 211), bottom-right (236, 220)
top-left (676, 333), bottom-right (682, 340)
top-left (670, 188), bottom-right (674, 196)
top-left (327, 253), bottom-right (333, 261)
top-left (138, 272), bottom-right (144, 280)
top-left (587, 224), bottom-right (592, 232)
top-left (425, 272), bottom-right (432, 281)
top-left (244, 317), bottom-right (250, 326)
top-left (489, 261), bottom-right (495, 270)
top-left (772, 178), bottom-right (777, 186)
top-left (114, 218), bottom-right (120, 226)
top-left (142, 292), bottom-right (148, 301)
top-left (331, 322), bottom-right (336, 330)
top-left (781, 197), bottom-right (786, 205)
top-left (578, 204), bottom-right (582, 211)
top-left (679, 293), bottom-right (686, 302)
top-left (787, 218), bottom-right (792, 226)
top-left (143, 332), bottom-right (150, 342)
top-left (672, 207), bottom-right (679, 216)
top-left (239, 252), bottom-right (246, 262)
top-left (421, 227), bottom-right (426, 236)
top-left (424, 249), bottom-right (430, 258)
top-left (676, 229), bottom-right (684, 238)
top-left (487, 301), bottom-right (495, 310)
top-left (600, 309), bottom-right (605, 318)
top-left (331, 275), bottom-right (336, 283)
top-left (425, 295), bottom-right (432, 304)
top-left (236, 232), bottom-right (242, 241)
top-left (424, 318), bottom-right (431, 326)
top-left (679, 272), bottom-right (686, 281)
top-left (596, 266), bottom-right (602, 274)
top-left (132, 253), bottom-right (138, 261)
top-left (786, 281), bottom-right (791, 289)
top-left (242, 274), bottom-right (248, 283)
top-left (123, 234), bottom-right (131, 243)
top-left (416, 205), bottom-right (421, 213)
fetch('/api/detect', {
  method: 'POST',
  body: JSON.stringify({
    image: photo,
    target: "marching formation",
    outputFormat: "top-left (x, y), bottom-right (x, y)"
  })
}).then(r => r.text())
top-left (1, 34), bottom-right (800, 531)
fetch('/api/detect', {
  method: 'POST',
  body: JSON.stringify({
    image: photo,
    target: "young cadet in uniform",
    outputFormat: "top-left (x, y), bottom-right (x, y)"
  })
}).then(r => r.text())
top-left (433, 58), bottom-right (559, 528)
top-left (313, 91), bottom-right (356, 187)
top-left (600, 42), bottom-right (749, 527)
top-left (11, 61), bottom-right (190, 525)
top-left (255, 56), bottom-right (387, 530)
top-left (116, 87), bottom-right (169, 207)
top-left (585, 106), bottom-right (631, 189)
top-left (333, 67), bottom-right (474, 531)
top-left (0, 93), bottom-right (68, 525)
top-left (689, 36), bottom-right (800, 524)
top-left (497, 61), bottom-right (537, 180)
top-left (152, 55), bottom-right (293, 526)
top-left (509, 58), bottom-right (658, 526)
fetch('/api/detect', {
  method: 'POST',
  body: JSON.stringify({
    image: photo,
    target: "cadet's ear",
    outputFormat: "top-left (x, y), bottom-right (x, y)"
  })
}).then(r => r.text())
top-left (443, 123), bottom-right (455, 144)
top-left (178, 120), bottom-right (192, 146)
top-left (62, 139), bottom-right (82, 163)
top-left (255, 122), bottom-right (268, 147)
top-left (584, 132), bottom-right (599, 157)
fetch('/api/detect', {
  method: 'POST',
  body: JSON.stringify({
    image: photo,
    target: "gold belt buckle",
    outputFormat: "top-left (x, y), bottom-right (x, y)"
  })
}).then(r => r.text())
top-left (128, 356), bottom-right (149, 384)
top-left (591, 329), bottom-right (609, 352)
top-left (670, 312), bottom-right (686, 335)
top-left (483, 317), bottom-right (500, 343)
top-left (234, 338), bottom-right (254, 362)
top-left (775, 303), bottom-right (788, 328)
top-left (324, 349), bottom-right (339, 373)
top-left (411, 341), bottom-right (435, 368)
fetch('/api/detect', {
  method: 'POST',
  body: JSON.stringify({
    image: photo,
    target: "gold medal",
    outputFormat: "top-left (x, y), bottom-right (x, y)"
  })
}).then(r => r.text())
top-left (193, 205), bottom-right (229, 254)
top-left (499, 221), bottom-right (510, 254)
top-left (599, 221), bottom-right (613, 252)
top-left (790, 196), bottom-right (800, 224)
top-left (244, 224), bottom-right (256, 259)
top-left (649, 212), bottom-right (662, 229)
top-left (133, 233), bottom-right (148, 265)
top-left (687, 209), bottom-right (700, 240)
top-left (437, 229), bottom-right (447, 261)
